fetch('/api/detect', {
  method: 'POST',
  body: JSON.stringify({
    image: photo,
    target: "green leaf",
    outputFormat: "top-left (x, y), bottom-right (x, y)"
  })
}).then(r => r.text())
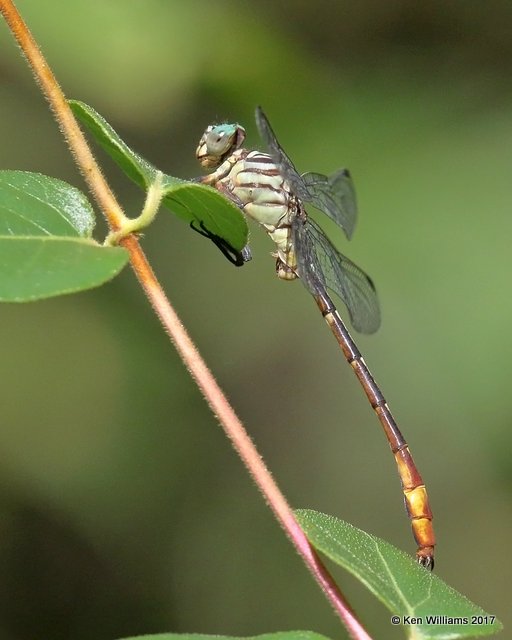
top-left (162, 181), bottom-right (248, 251)
top-left (0, 237), bottom-right (128, 302)
top-left (295, 510), bottom-right (503, 639)
top-left (0, 170), bottom-right (95, 237)
top-left (69, 100), bottom-right (159, 189)
top-left (70, 99), bottom-right (248, 252)
top-left (0, 170), bottom-right (128, 301)
top-left (117, 633), bottom-right (331, 640)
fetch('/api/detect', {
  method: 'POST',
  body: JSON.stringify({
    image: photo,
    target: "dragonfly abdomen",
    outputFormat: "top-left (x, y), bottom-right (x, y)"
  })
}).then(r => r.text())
top-left (316, 288), bottom-right (435, 568)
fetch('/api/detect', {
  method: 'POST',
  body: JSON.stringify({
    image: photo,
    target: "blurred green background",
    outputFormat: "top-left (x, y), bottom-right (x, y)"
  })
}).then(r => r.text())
top-left (1, 1), bottom-right (511, 639)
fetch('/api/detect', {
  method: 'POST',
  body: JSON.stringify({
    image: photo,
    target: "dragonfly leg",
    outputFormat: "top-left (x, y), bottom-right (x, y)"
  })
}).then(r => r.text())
top-left (275, 257), bottom-right (298, 281)
top-left (215, 182), bottom-right (246, 210)
top-left (190, 220), bottom-right (249, 267)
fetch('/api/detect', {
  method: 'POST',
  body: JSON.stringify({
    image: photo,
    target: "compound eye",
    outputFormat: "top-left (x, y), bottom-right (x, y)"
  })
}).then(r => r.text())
top-left (206, 129), bottom-right (233, 156)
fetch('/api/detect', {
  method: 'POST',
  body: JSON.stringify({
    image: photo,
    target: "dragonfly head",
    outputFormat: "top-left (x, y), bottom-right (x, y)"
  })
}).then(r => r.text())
top-left (196, 123), bottom-right (246, 168)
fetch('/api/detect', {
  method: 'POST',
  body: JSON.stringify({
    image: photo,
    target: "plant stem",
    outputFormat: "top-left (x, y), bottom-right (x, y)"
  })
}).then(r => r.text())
top-left (0, 2), bottom-right (372, 637)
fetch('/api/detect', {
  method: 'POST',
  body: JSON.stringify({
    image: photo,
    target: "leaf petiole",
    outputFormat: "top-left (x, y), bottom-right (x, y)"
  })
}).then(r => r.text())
top-left (105, 171), bottom-right (165, 246)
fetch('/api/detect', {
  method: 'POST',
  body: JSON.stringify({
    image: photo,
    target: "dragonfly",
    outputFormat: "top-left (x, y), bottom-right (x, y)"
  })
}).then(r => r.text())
top-left (195, 107), bottom-right (435, 570)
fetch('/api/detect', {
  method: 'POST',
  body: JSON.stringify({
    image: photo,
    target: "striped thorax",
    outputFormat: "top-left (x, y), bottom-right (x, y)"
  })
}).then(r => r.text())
top-left (197, 123), bottom-right (298, 279)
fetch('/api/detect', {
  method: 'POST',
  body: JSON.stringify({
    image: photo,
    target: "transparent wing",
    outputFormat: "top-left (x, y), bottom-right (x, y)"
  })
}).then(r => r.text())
top-left (256, 108), bottom-right (358, 240)
top-left (254, 106), bottom-right (311, 202)
top-left (301, 169), bottom-right (357, 239)
top-left (292, 214), bottom-right (380, 334)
